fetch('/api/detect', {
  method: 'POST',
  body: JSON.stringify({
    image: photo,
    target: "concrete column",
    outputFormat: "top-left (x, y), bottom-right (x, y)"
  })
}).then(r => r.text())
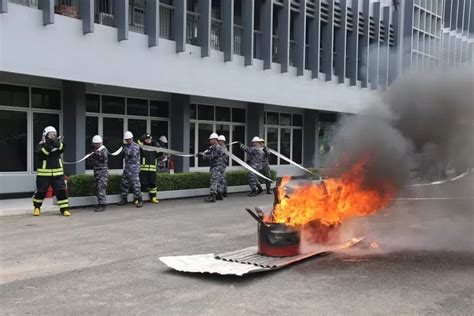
top-left (322, 0), bottom-right (334, 81)
top-left (380, 6), bottom-right (391, 89)
top-left (307, 1), bottom-right (321, 79)
top-left (62, 81), bottom-right (86, 176)
top-left (80, 0), bottom-right (94, 34)
top-left (400, 0), bottom-right (414, 72)
top-left (369, 2), bottom-right (380, 90)
top-left (173, 0), bottom-right (187, 53)
top-left (170, 94), bottom-right (190, 173)
top-left (278, 0), bottom-right (291, 73)
top-left (198, 0), bottom-right (211, 57)
top-left (0, 0), bottom-right (8, 13)
top-left (303, 109), bottom-right (319, 168)
top-left (261, 0), bottom-right (273, 70)
top-left (295, 0), bottom-right (306, 76)
top-left (347, 0), bottom-right (359, 86)
top-left (246, 103), bottom-right (264, 143)
top-left (39, 0), bottom-right (54, 25)
top-left (145, 0), bottom-right (160, 47)
top-left (335, 0), bottom-right (348, 84)
top-left (242, 0), bottom-right (254, 66)
top-left (388, 7), bottom-right (399, 85)
top-left (115, 0), bottom-right (129, 41)
top-left (361, 0), bottom-right (370, 87)
top-left (222, 0), bottom-right (234, 62)
top-left (451, 0), bottom-right (458, 31)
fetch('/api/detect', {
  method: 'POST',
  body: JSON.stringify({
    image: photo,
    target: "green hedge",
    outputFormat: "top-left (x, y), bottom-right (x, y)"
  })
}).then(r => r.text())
top-left (67, 170), bottom-right (277, 197)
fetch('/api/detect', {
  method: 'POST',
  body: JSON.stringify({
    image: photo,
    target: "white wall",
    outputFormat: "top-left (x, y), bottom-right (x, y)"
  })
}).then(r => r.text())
top-left (0, 4), bottom-right (375, 114)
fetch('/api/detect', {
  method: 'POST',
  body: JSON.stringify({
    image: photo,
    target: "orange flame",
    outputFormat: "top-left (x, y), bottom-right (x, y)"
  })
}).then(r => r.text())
top-left (272, 158), bottom-right (396, 227)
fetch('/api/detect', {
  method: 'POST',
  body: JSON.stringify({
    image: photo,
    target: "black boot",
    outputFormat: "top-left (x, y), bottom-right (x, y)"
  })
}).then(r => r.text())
top-left (117, 197), bottom-right (128, 205)
top-left (95, 205), bottom-right (106, 212)
top-left (248, 190), bottom-right (258, 197)
top-left (216, 192), bottom-right (223, 200)
top-left (222, 190), bottom-right (228, 198)
top-left (256, 186), bottom-right (263, 195)
top-left (204, 193), bottom-right (216, 203)
top-left (266, 185), bottom-right (272, 194)
top-left (135, 197), bottom-right (143, 208)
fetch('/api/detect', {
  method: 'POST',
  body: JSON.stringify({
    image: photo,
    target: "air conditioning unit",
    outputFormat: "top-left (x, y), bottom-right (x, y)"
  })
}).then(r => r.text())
top-left (97, 12), bottom-right (115, 27)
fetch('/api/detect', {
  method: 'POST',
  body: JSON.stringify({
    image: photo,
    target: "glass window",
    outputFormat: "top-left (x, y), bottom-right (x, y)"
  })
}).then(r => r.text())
top-left (266, 127), bottom-right (278, 165)
top-left (280, 113), bottom-right (291, 126)
top-left (85, 116), bottom-right (99, 170)
top-left (198, 123), bottom-right (213, 167)
top-left (216, 124), bottom-right (230, 143)
top-left (231, 125), bottom-right (245, 166)
top-left (33, 113), bottom-right (60, 171)
top-left (31, 88), bottom-right (61, 110)
top-left (232, 108), bottom-right (246, 123)
top-left (0, 84), bottom-right (29, 108)
top-left (292, 129), bottom-right (302, 164)
top-left (103, 117), bottom-right (124, 169)
top-left (198, 105), bottom-right (214, 121)
top-left (150, 100), bottom-right (169, 118)
top-left (292, 114), bottom-right (303, 126)
top-left (215, 106), bottom-right (231, 122)
top-left (267, 112), bottom-right (279, 125)
top-left (127, 119), bottom-right (147, 140)
top-left (86, 94), bottom-right (100, 113)
top-left (102, 95), bottom-right (125, 114)
top-left (151, 120), bottom-right (169, 140)
top-left (190, 103), bottom-right (197, 120)
top-left (280, 128), bottom-right (291, 164)
top-left (189, 123), bottom-right (195, 167)
top-left (0, 110), bottom-right (27, 171)
top-left (127, 98), bottom-right (148, 116)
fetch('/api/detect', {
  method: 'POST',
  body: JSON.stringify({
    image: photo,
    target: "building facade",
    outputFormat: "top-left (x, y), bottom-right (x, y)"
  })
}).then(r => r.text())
top-left (0, 0), bottom-right (472, 195)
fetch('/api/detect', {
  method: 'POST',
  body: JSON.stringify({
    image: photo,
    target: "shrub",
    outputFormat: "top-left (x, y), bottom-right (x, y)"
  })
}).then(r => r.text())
top-left (67, 169), bottom-right (277, 197)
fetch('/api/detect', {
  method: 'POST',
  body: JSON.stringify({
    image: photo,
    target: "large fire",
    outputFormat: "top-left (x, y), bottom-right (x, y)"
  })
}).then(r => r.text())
top-left (271, 158), bottom-right (397, 227)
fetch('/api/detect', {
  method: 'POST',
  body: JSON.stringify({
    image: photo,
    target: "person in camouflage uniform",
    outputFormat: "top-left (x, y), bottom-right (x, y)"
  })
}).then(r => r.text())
top-left (117, 131), bottom-right (143, 208)
top-left (240, 136), bottom-right (264, 196)
top-left (157, 135), bottom-right (171, 173)
top-left (259, 138), bottom-right (272, 194)
top-left (200, 133), bottom-right (224, 203)
top-left (89, 135), bottom-right (109, 212)
top-left (217, 135), bottom-right (228, 198)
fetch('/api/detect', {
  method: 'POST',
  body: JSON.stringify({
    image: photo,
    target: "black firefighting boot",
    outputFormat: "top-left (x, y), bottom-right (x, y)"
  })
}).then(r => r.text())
top-left (256, 185), bottom-right (263, 195)
top-left (266, 184), bottom-right (272, 194)
top-left (204, 193), bottom-right (216, 203)
top-left (135, 197), bottom-right (143, 208)
top-left (248, 190), bottom-right (258, 197)
top-left (95, 205), bottom-right (106, 212)
top-left (117, 196), bottom-right (128, 205)
top-left (216, 192), bottom-right (223, 200)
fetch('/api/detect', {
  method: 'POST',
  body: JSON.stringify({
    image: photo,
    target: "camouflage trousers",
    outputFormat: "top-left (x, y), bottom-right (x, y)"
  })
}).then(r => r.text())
top-left (120, 167), bottom-right (142, 199)
top-left (94, 170), bottom-right (108, 205)
top-left (209, 166), bottom-right (223, 195)
top-left (261, 164), bottom-right (271, 190)
top-left (218, 167), bottom-right (227, 194)
top-left (248, 170), bottom-right (263, 191)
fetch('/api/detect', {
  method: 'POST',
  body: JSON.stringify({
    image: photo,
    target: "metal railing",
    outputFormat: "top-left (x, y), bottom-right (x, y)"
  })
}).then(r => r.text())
top-left (9, 0), bottom-right (39, 8)
top-left (95, 0), bottom-right (114, 26)
top-left (160, 3), bottom-right (174, 39)
top-left (272, 35), bottom-right (279, 63)
top-left (253, 30), bottom-right (263, 59)
top-left (233, 24), bottom-right (244, 55)
top-left (211, 18), bottom-right (222, 51)
top-left (129, 0), bottom-right (145, 33)
top-left (186, 11), bottom-right (199, 45)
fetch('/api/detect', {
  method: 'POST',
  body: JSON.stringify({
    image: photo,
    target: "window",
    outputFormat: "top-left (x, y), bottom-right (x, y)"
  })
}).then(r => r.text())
top-left (127, 98), bottom-right (148, 116)
top-left (264, 112), bottom-right (303, 165)
top-left (31, 88), bottom-right (61, 110)
top-left (0, 84), bottom-right (28, 108)
top-left (103, 117), bottom-right (124, 169)
top-left (102, 95), bottom-right (125, 114)
top-left (216, 106), bottom-right (231, 122)
top-left (0, 110), bottom-right (27, 171)
top-left (33, 113), bottom-right (60, 171)
top-left (151, 121), bottom-right (169, 140)
top-left (85, 116), bottom-right (99, 170)
top-left (86, 94), bottom-right (100, 113)
top-left (232, 108), bottom-right (245, 123)
top-left (197, 123), bottom-right (213, 167)
top-left (231, 125), bottom-right (245, 166)
top-left (150, 100), bottom-right (169, 118)
top-left (128, 119), bottom-right (147, 139)
top-left (198, 105), bottom-right (214, 120)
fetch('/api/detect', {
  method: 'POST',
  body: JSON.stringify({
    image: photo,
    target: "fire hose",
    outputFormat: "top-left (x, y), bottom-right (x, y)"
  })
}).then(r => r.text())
top-left (63, 145), bottom-right (123, 164)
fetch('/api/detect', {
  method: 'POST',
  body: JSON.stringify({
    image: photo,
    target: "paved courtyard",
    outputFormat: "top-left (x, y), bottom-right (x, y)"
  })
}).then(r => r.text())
top-left (1, 176), bottom-right (473, 315)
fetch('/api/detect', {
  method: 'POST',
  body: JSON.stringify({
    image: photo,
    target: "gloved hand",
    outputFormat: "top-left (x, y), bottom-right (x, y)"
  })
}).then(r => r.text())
top-left (240, 143), bottom-right (245, 149)
top-left (53, 138), bottom-right (61, 148)
top-left (45, 138), bottom-right (54, 151)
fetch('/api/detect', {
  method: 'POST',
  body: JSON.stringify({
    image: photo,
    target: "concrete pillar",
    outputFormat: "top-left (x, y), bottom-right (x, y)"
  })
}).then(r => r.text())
top-left (246, 103), bottom-right (264, 143)
top-left (115, 0), bottom-right (129, 41)
top-left (39, 0), bottom-right (54, 25)
top-left (380, 6), bottom-right (391, 89)
top-left (62, 81), bottom-right (86, 176)
top-left (369, 2), bottom-right (381, 90)
top-left (335, 0), bottom-right (348, 84)
top-left (170, 94), bottom-right (190, 173)
top-left (222, 0), bottom-right (234, 62)
top-left (0, 0), bottom-right (8, 13)
top-left (173, 0), bottom-right (187, 53)
top-left (145, 0), bottom-right (160, 47)
top-left (261, 0), bottom-right (273, 70)
top-left (80, 0), bottom-right (94, 34)
top-left (278, 0), bottom-right (291, 73)
top-left (307, 1), bottom-right (321, 79)
top-left (295, 0), bottom-right (307, 76)
top-left (303, 109), bottom-right (319, 168)
top-left (322, 0), bottom-right (334, 81)
top-left (388, 8), bottom-right (399, 85)
top-left (361, 0), bottom-right (370, 87)
top-left (347, 0), bottom-right (360, 86)
top-left (242, 0), bottom-right (255, 66)
top-left (198, 0), bottom-right (211, 57)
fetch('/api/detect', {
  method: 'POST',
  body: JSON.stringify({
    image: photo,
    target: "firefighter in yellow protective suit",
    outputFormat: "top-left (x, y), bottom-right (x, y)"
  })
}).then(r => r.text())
top-left (138, 133), bottom-right (160, 204)
top-left (32, 126), bottom-right (71, 217)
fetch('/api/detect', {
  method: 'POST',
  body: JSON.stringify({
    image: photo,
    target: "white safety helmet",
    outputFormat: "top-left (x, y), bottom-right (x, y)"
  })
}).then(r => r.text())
top-left (218, 135), bottom-right (226, 142)
top-left (158, 135), bottom-right (168, 143)
top-left (42, 126), bottom-right (57, 137)
top-left (251, 136), bottom-right (261, 143)
top-left (92, 135), bottom-right (103, 143)
top-left (124, 131), bottom-right (134, 140)
top-left (209, 132), bottom-right (219, 140)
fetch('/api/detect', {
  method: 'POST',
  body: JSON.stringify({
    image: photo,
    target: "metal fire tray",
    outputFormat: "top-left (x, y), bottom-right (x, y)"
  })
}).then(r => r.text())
top-left (159, 237), bottom-right (364, 276)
